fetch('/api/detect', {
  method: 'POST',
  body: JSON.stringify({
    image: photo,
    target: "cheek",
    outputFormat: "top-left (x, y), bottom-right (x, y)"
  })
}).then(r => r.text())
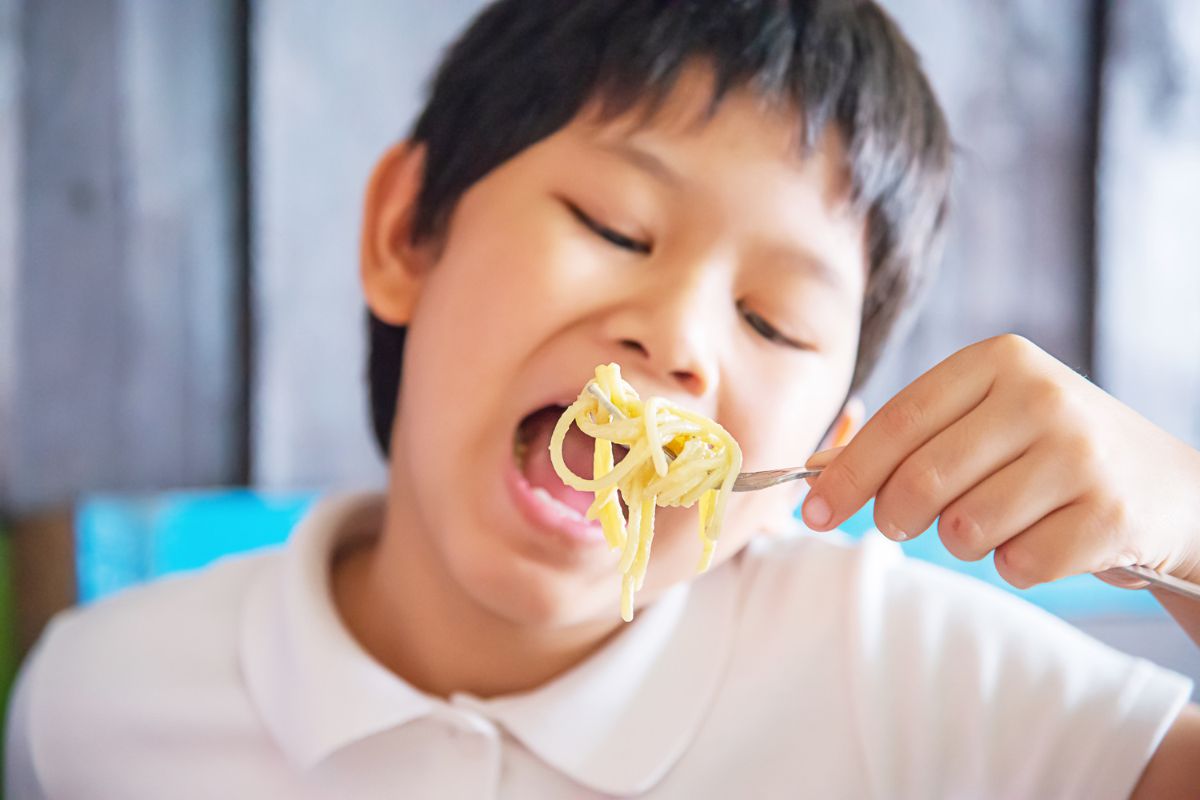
top-left (435, 189), bottom-right (591, 323)
top-left (722, 375), bottom-right (849, 472)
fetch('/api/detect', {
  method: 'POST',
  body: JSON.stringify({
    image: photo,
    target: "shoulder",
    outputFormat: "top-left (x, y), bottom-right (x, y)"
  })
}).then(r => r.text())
top-left (33, 549), bottom-right (273, 684)
top-left (732, 526), bottom-right (1192, 797)
top-left (12, 551), bottom-right (280, 789)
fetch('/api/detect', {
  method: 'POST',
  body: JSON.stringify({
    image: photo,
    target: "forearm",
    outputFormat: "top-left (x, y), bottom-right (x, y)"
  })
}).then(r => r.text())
top-left (1131, 704), bottom-right (1200, 798)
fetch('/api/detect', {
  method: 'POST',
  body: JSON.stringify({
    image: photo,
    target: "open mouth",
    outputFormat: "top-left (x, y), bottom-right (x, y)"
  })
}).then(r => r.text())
top-left (513, 404), bottom-right (597, 519)
top-left (512, 402), bottom-right (633, 520)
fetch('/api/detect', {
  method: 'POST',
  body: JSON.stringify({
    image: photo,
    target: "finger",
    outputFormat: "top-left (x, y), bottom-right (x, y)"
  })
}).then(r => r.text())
top-left (805, 446), bottom-right (845, 470)
top-left (936, 441), bottom-right (1090, 561)
top-left (872, 395), bottom-right (1038, 541)
top-left (993, 498), bottom-right (1127, 590)
top-left (802, 341), bottom-right (998, 531)
top-left (804, 446), bottom-right (844, 488)
top-left (1093, 567), bottom-right (1149, 590)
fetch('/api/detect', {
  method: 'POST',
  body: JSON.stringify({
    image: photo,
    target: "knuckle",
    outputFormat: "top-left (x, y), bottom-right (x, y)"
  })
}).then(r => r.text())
top-left (895, 459), bottom-right (946, 508)
top-left (1094, 494), bottom-right (1130, 535)
top-left (1028, 378), bottom-right (1071, 419)
top-left (1059, 430), bottom-right (1102, 478)
top-left (828, 457), bottom-right (869, 498)
top-left (990, 333), bottom-right (1040, 366)
top-left (877, 397), bottom-right (925, 442)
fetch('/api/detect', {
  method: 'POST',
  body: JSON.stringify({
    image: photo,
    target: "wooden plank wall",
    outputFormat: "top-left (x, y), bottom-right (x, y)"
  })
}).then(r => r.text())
top-left (0, 0), bottom-right (18, 506)
top-left (1, 0), bottom-right (1198, 507)
top-left (2, 0), bottom-right (241, 513)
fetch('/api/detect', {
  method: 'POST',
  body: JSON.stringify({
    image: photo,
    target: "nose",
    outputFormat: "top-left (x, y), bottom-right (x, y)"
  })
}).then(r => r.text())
top-left (604, 275), bottom-right (720, 398)
top-left (616, 337), bottom-right (707, 395)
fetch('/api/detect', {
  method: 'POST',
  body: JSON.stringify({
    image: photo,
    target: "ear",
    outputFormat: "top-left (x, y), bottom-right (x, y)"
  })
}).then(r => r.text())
top-left (360, 141), bottom-right (434, 325)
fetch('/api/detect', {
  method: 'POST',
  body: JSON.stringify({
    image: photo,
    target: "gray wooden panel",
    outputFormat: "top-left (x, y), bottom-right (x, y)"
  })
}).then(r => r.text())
top-left (114, 0), bottom-right (242, 486)
top-left (252, 0), bottom-right (487, 489)
top-left (9, 0), bottom-right (124, 512)
top-left (867, 0), bottom-right (1095, 406)
top-left (1095, 0), bottom-right (1200, 448)
top-left (0, 0), bottom-right (20, 503)
top-left (6, 0), bottom-right (240, 512)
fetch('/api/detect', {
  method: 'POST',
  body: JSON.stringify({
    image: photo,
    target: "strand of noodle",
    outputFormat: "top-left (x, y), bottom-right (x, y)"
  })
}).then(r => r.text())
top-left (551, 419), bottom-right (652, 494)
top-left (592, 437), bottom-right (626, 549)
top-left (671, 405), bottom-right (742, 541)
top-left (633, 495), bottom-right (656, 590)
top-left (643, 398), bottom-right (669, 477)
top-left (618, 487), bottom-right (642, 574)
top-left (588, 378), bottom-right (629, 548)
top-left (621, 574), bottom-right (635, 622)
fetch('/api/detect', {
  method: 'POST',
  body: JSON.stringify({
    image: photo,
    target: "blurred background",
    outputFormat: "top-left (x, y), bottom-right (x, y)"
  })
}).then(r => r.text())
top-left (0, 0), bottom-right (1199, 700)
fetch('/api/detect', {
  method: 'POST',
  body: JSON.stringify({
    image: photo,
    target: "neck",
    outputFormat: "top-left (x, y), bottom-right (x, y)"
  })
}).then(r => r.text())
top-left (331, 480), bottom-right (620, 699)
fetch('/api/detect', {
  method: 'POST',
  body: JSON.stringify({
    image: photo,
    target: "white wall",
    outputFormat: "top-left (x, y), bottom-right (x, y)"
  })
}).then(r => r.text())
top-left (251, 0), bottom-right (489, 489)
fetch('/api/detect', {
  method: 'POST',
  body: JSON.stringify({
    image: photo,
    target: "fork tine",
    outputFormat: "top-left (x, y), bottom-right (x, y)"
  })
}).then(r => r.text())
top-left (585, 383), bottom-right (676, 463)
top-left (586, 382), bottom-right (624, 419)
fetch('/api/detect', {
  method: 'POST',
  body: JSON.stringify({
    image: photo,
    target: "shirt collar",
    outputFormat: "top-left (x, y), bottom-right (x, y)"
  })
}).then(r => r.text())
top-left (240, 493), bottom-right (438, 767)
top-left (240, 493), bottom-right (744, 794)
top-left (457, 559), bottom-right (742, 795)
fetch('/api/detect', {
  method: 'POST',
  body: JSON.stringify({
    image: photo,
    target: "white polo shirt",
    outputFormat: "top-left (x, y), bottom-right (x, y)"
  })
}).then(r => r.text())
top-left (6, 494), bottom-right (1192, 799)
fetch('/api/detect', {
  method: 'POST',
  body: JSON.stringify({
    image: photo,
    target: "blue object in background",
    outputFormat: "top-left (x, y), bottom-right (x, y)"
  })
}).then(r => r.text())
top-left (76, 491), bottom-right (1160, 618)
top-left (77, 491), bottom-right (315, 603)
top-left (830, 500), bottom-right (1161, 617)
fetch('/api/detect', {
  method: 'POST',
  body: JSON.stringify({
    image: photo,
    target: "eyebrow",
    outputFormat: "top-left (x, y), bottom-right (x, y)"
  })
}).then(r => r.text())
top-left (596, 141), bottom-right (684, 188)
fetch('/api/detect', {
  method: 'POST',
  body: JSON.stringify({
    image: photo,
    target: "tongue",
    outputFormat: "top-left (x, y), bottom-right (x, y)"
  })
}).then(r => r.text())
top-left (521, 411), bottom-right (598, 516)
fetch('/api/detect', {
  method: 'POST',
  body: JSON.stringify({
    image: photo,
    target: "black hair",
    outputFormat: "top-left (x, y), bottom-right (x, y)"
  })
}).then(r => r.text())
top-left (369, 0), bottom-right (952, 456)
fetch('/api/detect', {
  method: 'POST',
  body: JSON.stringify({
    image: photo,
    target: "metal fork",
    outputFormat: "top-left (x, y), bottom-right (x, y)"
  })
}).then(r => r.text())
top-left (584, 383), bottom-right (1200, 602)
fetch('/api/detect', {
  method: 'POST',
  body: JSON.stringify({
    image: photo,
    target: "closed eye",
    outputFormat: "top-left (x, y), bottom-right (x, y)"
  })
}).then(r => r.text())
top-left (564, 201), bottom-right (652, 255)
top-left (738, 301), bottom-right (816, 351)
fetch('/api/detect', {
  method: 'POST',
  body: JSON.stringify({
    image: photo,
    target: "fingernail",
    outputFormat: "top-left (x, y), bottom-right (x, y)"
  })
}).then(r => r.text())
top-left (893, 531), bottom-right (909, 541)
top-left (803, 494), bottom-right (832, 530)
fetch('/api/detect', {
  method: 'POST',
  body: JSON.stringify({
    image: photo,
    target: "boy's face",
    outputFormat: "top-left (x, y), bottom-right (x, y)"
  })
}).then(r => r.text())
top-left (365, 72), bottom-right (867, 627)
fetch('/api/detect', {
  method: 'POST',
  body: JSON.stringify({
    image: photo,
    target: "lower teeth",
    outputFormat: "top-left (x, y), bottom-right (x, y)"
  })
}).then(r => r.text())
top-left (531, 486), bottom-right (585, 520)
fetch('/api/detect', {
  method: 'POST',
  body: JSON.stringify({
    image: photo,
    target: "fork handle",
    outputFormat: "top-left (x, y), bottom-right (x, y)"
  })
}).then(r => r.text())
top-left (732, 467), bottom-right (823, 492)
top-left (1110, 565), bottom-right (1200, 602)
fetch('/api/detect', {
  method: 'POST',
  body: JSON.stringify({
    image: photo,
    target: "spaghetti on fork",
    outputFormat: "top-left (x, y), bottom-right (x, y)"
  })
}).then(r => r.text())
top-left (550, 363), bottom-right (742, 621)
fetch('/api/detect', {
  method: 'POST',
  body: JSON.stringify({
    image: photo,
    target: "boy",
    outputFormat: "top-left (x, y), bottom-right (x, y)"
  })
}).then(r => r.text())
top-left (9, 1), bottom-right (1200, 797)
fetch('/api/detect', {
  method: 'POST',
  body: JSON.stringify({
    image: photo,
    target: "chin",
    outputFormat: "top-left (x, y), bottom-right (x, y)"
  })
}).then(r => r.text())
top-left (451, 542), bottom-right (617, 628)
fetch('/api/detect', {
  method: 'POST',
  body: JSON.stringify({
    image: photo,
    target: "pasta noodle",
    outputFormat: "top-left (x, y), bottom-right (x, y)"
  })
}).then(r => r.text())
top-left (549, 363), bottom-right (743, 621)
